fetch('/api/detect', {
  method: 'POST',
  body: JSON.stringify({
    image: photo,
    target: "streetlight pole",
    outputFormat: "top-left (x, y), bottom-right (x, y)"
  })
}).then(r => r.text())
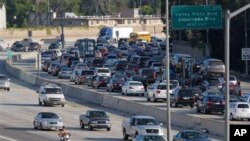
top-left (165, 0), bottom-right (171, 141)
top-left (224, 4), bottom-right (250, 141)
top-left (245, 11), bottom-right (248, 75)
top-left (206, 0), bottom-right (209, 57)
top-left (60, 0), bottom-right (65, 49)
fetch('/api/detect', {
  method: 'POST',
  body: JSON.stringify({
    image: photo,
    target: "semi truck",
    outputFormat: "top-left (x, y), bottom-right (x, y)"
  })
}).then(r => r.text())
top-left (98, 27), bottom-right (133, 41)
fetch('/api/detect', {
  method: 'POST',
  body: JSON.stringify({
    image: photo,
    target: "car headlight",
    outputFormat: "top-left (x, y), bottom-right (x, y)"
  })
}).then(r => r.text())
top-left (106, 120), bottom-right (111, 124)
top-left (42, 120), bottom-right (48, 124)
top-left (158, 128), bottom-right (164, 135)
top-left (61, 98), bottom-right (65, 101)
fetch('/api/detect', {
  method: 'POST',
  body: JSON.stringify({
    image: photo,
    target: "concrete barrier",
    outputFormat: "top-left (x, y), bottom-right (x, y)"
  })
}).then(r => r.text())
top-left (4, 57), bottom-right (225, 137)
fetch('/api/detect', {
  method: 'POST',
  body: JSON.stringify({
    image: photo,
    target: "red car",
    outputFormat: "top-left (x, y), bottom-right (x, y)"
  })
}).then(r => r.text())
top-left (106, 78), bottom-right (124, 92)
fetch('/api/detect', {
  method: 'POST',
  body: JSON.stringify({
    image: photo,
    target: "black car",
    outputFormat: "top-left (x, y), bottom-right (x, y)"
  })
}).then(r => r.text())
top-left (173, 130), bottom-right (211, 141)
top-left (196, 95), bottom-right (225, 114)
top-left (115, 60), bottom-right (128, 71)
top-left (11, 43), bottom-right (26, 52)
top-left (92, 58), bottom-right (105, 68)
top-left (170, 88), bottom-right (195, 108)
top-left (48, 43), bottom-right (59, 50)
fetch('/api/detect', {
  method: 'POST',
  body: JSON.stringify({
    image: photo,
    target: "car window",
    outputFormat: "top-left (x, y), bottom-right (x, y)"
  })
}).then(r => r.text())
top-left (144, 136), bottom-right (165, 141)
top-left (237, 104), bottom-right (249, 108)
top-left (45, 88), bottom-right (62, 94)
top-left (209, 61), bottom-right (224, 65)
top-left (130, 83), bottom-right (142, 86)
top-left (208, 96), bottom-right (223, 101)
top-left (41, 113), bottom-right (59, 119)
top-left (98, 69), bottom-right (110, 73)
top-left (0, 75), bottom-right (8, 80)
top-left (137, 118), bottom-right (159, 126)
top-left (82, 71), bottom-right (94, 75)
top-left (179, 90), bottom-right (193, 97)
top-left (89, 111), bottom-right (107, 118)
top-left (181, 131), bottom-right (207, 139)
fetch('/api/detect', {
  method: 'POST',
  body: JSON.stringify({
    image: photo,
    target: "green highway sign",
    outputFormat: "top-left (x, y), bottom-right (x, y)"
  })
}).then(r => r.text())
top-left (171, 5), bottom-right (222, 29)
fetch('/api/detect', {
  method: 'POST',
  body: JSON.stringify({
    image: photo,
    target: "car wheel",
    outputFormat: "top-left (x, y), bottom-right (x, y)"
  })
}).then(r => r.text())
top-left (7, 88), bottom-right (10, 91)
top-left (203, 107), bottom-right (208, 114)
top-left (123, 129), bottom-right (129, 140)
top-left (174, 102), bottom-right (178, 107)
top-left (88, 123), bottom-right (93, 131)
top-left (153, 95), bottom-right (157, 102)
top-left (141, 93), bottom-right (144, 96)
top-left (107, 127), bottom-right (111, 131)
top-left (33, 122), bottom-right (37, 129)
top-left (111, 88), bottom-right (114, 92)
top-left (190, 104), bottom-right (194, 108)
top-left (80, 121), bottom-right (84, 129)
top-left (75, 81), bottom-right (77, 85)
top-left (196, 107), bottom-right (201, 113)
top-left (39, 99), bottom-right (42, 106)
top-left (61, 104), bottom-right (64, 107)
top-left (147, 97), bottom-right (150, 101)
top-left (230, 114), bottom-right (235, 121)
top-left (40, 123), bottom-right (44, 130)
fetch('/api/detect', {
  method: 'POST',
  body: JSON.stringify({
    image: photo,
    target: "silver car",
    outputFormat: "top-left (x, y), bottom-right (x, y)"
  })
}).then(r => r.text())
top-left (0, 74), bottom-right (10, 91)
top-left (33, 112), bottom-right (63, 130)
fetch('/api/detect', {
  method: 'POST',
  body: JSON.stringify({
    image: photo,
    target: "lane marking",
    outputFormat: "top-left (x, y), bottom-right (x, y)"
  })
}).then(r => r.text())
top-left (0, 135), bottom-right (18, 141)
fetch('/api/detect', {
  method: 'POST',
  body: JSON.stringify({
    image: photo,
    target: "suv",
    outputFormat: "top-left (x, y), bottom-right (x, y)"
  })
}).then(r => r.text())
top-left (38, 83), bottom-right (65, 107)
top-left (0, 74), bottom-right (10, 91)
top-left (170, 88), bottom-right (195, 108)
top-left (28, 42), bottom-right (41, 51)
top-left (139, 68), bottom-right (157, 84)
top-left (200, 58), bottom-right (225, 77)
top-left (196, 95), bottom-right (225, 114)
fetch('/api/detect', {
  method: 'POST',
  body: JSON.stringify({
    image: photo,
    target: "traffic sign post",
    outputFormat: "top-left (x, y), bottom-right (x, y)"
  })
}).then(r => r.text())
top-left (171, 5), bottom-right (222, 29)
top-left (7, 50), bottom-right (13, 64)
top-left (242, 48), bottom-right (250, 75)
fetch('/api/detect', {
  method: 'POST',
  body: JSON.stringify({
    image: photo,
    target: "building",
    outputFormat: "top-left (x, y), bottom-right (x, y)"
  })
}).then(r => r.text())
top-left (28, 8), bottom-right (163, 27)
top-left (0, 3), bottom-right (6, 29)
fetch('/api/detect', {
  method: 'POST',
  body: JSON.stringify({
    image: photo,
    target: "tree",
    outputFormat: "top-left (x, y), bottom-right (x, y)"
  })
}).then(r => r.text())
top-left (140, 5), bottom-right (153, 15)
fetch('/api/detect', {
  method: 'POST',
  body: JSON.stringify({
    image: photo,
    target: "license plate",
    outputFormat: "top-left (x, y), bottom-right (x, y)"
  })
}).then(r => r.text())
top-left (214, 102), bottom-right (220, 105)
top-left (183, 97), bottom-right (190, 100)
top-left (51, 127), bottom-right (56, 130)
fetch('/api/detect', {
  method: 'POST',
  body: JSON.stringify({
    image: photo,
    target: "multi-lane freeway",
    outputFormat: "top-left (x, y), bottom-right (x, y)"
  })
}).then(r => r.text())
top-left (10, 54), bottom-right (250, 125)
top-left (0, 56), bottom-right (224, 141)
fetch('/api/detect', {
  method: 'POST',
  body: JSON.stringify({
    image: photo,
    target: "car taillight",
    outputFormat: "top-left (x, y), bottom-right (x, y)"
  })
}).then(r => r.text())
top-left (129, 86), bottom-right (133, 89)
top-left (222, 101), bottom-right (225, 105)
top-left (153, 72), bottom-right (156, 79)
top-left (80, 76), bottom-right (85, 79)
top-left (156, 90), bottom-right (161, 94)
top-left (207, 101), bottom-right (213, 107)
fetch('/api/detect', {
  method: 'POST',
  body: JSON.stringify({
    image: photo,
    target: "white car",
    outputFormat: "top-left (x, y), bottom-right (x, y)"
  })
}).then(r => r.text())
top-left (74, 63), bottom-right (88, 71)
top-left (33, 112), bottom-right (63, 130)
top-left (70, 69), bottom-right (82, 82)
top-left (121, 81), bottom-right (145, 96)
top-left (147, 83), bottom-right (173, 102)
top-left (106, 55), bottom-right (118, 65)
top-left (230, 102), bottom-right (250, 121)
top-left (58, 67), bottom-right (73, 79)
top-left (38, 83), bottom-right (65, 107)
top-left (95, 68), bottom-right (111, 77)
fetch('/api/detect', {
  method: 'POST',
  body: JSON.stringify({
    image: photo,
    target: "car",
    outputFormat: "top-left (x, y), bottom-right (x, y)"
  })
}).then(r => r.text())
top-left (87, 75), bottom-right (97, 87)
top-left (200, 58), bottom-right (225, 77)
top-left (150, 62), bottom-right (162, 73)
top-left (112, 73), bottom-right (128, 81)
top-left (122, 116), bottom-right (164, 140)
top-left (239, 94), bottom-right (250, 104)
top-left (92, 76), bottom-right (110, 89)
top-left (122, 81), bottom-right (145, 96)
top-left (105, 55), bottom-right (118, 65)
top-left (33, 112), bottom-right (63, 130)
top-left (139, 68), bottom-right (157, 84)
top-left (95, 68), bottom-right (111, 77)
top-left (147, 83), bottom-right (173, 102)
top-left (28, 42), bottom-right (41, 51)
top-left (196, 95), bottom-right (225, 114)
top-left (48, 43), bottom-right (59, 50)
top-left (79, 110), bottom-right (111, 131)
top-left (126, 63), bottom-right (139, 73)
top-left (115, 60), bottom-right (128, 71)
top-left (106, 78), bottom-right (124, 92)
top-left (0, 74), bottom-right (10, 91)
top-left (133, 134), bottom-right (166, 141)
top-left (170, 87), bottom-right (195, 108)
top-left (173, 130), bottom-right (211, 141)
top-left (70, 69), bottom-right (82, 82)
top-left (58, 67), bottom-right (73, 79)
top-left (74, 70), bottom-right (95, 85)
top-left (12, 43), bottom-right (27, 52)
top-left (52, 64), bottom-right (65, 76)
top-left (230, 102), bottom-right (250, 121)
top-left (38, 83), bottom-right (65, 107)
top-left (124, 70), bottom-right (136, 78)
top-left (48, 62), bottom-right (59, 74)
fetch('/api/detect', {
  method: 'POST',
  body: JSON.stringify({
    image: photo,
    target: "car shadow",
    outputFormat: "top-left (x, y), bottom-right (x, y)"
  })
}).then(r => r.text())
top-left (0, 103), bottom-right (39, 107)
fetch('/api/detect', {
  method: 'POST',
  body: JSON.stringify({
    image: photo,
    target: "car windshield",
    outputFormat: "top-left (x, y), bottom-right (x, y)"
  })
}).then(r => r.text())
top-left (208, 96), bottom-right (223, 101)
top-left (179, 90), bottom-right (193, 97)
top-left (45, 88), bottom-right (62, 94)
top-left (144, 136), bottom-right (165, 141)
top-left (207, 91), bottom-right (222, 96)
top-left (98, 69), bottom-right (109, 73)
top-left (209, 61), bottom-right (224, 65)
top-left (130, 83), bottom-right (142, 86)
top-left (142, 69), bottom-right (154, 75)
top-left (153, 63), bottom-right (162, 67)
top-left (137, 118), bottom-right (159, 125)
top-left (0, 75), bottom-right (8, 80)
top-left (237, 104), bottom-right (249, 108)
top-left (158, 85), bottom-right (173, 90)
top-left (89, 111), bottom-right (107, 118)
top-left (181, 131), bottom-right (207, 139)
top-left (41, 113), bottom-right (59, 119)
top-left (107, 56), bottom-right (117, 59)
top-left (82, 71), bottom-right (94, 75)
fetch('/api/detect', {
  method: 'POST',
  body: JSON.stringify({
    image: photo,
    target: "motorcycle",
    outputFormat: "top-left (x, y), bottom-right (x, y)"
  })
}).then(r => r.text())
top-left (60, 133), bottom-right (71, 141)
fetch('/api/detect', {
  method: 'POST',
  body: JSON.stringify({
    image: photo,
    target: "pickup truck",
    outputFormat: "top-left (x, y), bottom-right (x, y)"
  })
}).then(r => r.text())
top-left (121, 116), bottom-right (164, 140)
top-left (79, 110), bottom-right (111, 131)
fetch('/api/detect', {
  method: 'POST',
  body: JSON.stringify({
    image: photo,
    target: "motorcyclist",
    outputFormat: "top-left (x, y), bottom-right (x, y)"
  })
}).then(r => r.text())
top-left (59, 126), bottom-right (70, 141)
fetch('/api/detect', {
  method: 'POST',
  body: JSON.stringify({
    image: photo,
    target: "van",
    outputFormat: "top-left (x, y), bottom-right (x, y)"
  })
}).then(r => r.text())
top-left (38, 83), bottom-right (65, 107)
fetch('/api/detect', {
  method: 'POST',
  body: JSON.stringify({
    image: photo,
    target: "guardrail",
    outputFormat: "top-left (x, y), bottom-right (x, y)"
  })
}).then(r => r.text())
top-left (4, 53), bottom-right (225, 137)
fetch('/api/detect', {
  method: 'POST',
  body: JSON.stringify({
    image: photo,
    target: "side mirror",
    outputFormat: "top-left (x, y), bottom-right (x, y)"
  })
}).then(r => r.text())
top-left (160, 123), bottom-right (163, 126)
top-left (8, 78), bottom-right (10, 81)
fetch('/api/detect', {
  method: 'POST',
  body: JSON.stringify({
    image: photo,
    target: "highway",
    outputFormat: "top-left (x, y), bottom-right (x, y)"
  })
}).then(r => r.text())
top-left (11, 55), bottom-right (250, 125)
top-left (0, 56), bottom-right (224, 141)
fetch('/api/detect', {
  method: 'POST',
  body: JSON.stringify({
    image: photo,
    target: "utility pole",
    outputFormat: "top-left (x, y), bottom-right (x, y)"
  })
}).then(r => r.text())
top-left (245, 11), bottom-right (248, 75)
top-left (165, 0), bottom-right (171, 141)
top-left (224, 3), bottom-right (250, 141)
top-left (60, 0), bottom-right (65, 48)
top-left (206, 0), bottom-right (209, 57)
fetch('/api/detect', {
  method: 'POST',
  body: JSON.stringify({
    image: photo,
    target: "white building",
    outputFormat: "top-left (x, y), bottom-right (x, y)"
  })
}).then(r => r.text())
top-left (0, 3), bottom-right (6, 29)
